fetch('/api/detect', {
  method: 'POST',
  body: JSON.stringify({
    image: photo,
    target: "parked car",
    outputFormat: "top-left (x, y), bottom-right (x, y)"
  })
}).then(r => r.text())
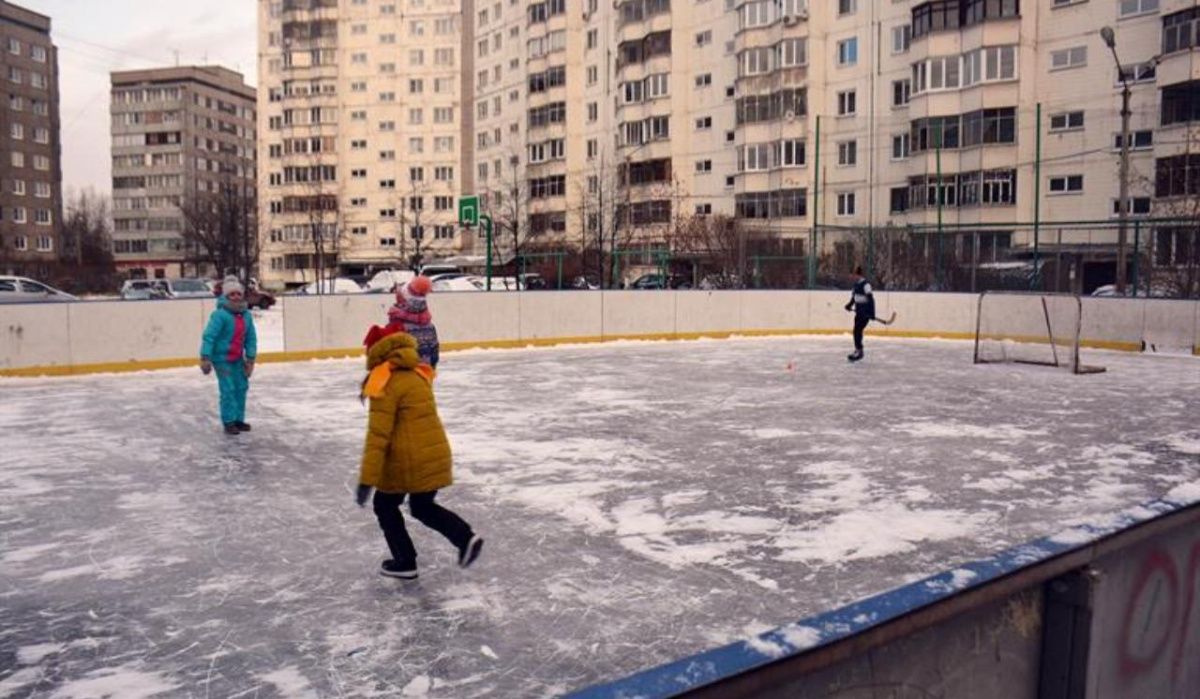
top-left (210, 278), bottom-right (276, 309)
top-left (0, 276), bottom-right (78, 303)
top-left (630, 273), bottom-right (693, 290)
top-left (432, 276), bottom-right (485, 292)
top-left (162, 278), bottom-right (216, 298)
top-left (519, 273), bottom-right (548, 290)
top-left (297, 278), bottom-right (364, 295)
top-left (120, 279), bottom-right (170, 300)
top-left (366, 269), bottom-right (415, 293)
top-left (419, 263), bottom-right (462, 278)
top-left (572, 275), bottom-right (601, 290)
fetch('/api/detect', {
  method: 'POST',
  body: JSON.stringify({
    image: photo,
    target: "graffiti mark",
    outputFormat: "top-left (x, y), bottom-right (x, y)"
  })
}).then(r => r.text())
top-left (1116, 540), bottom-right (1200, 687)
top-left (1118, 550), bottom-right (1178, 678)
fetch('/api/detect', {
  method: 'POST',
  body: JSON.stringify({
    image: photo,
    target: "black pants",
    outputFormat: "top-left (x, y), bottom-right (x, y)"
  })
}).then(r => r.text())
top-left (853, 314), bottom-right (870, 351)
top-left (372, 490), bottom-right (473, 566)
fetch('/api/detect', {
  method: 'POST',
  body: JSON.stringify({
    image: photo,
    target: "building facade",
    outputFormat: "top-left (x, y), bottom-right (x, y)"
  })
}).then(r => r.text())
top-left (0, 1), bottom-right (61, 278)
top-left (258, 0), bottom-right (471, 289)
top-left (110, 66), bottom-right (256, 280)
top-left (258, 0), bottom-right (1196, 290)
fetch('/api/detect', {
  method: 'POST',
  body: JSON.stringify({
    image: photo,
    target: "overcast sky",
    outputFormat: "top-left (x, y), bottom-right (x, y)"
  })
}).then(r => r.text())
top-left (22, 1), bottom-right (257, 197)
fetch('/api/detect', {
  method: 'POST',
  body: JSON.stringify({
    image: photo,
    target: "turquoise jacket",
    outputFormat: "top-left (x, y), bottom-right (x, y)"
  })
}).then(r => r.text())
top-left (200, 298), bottom-right (258, 363)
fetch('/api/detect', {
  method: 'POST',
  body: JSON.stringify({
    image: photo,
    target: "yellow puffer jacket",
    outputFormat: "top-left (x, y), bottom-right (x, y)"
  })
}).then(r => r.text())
top-left (359, 333), bottom-right (452, 494)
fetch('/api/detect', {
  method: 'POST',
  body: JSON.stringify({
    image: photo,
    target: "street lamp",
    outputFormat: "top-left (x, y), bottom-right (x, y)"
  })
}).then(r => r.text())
top-left (1101, 26), bottom-right (1132, 295)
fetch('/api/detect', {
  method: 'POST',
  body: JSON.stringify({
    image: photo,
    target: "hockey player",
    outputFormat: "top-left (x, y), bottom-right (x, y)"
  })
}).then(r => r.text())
top-left (844, 266), bottom-right (874, 362)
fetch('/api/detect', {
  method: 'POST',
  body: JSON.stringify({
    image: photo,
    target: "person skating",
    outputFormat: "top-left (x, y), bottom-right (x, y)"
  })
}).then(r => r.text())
top-left (844, 266), bottom-right (874, 362)
top-left (355, 331), bottom-right (483, 579)
top-left (200, 277), bottom-right (258, 434)
top-left (363, 275), bottom-right (439, 372)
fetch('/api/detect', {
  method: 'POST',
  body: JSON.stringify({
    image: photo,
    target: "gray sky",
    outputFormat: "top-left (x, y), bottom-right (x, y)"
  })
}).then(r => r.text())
top-left (23, 1), bottom-right (257, 196)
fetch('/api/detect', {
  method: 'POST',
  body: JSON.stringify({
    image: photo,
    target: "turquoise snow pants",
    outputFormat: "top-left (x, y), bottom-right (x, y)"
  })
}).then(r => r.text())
top-left (213, 360), bottom-right (248, 424)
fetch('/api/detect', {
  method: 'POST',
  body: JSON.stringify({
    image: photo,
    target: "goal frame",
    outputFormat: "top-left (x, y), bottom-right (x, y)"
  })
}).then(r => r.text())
top-left (973, 291), bottom-right (1106, 375)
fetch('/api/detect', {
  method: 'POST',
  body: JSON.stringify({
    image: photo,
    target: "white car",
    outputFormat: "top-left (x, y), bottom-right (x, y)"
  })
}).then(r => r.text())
top-left (119, 278), bottom-right (211, 299)
top-left (366, 269), bottom-right (415, 292)
top-left (432, 276), bottom-right (484, 292)
top-left (0, 276), bottom-right (78, 303)
top-left (298, 278), bottom-right (365, 295)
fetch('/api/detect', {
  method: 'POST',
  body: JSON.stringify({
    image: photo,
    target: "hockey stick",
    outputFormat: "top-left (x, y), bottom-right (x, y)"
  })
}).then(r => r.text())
top-left (873, 311), bottom-right (897, 326)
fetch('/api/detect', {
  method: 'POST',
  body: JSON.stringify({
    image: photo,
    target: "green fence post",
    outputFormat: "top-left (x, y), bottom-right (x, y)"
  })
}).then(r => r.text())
top-left (1132, 220), bottom-right (1141, 297)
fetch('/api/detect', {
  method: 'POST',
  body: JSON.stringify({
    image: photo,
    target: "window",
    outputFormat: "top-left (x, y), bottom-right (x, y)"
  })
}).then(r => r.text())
top-left (588, 102), bottom-right (598, 122)
top-left (695, 204), bottom-right (712, 216)
top-left (1049, 111), bottom-right (1085, 131)
top-left (837, 90), bottom-right (856, 116)
top-left (9, 123), bottom-right (22, 140)
top-left (1050, 46), bottom-right (1087, 71)
top-left (1116, 64), bottom-right (1155, 89)
top-left (1112, 197), bottom-right (1152, 217)
top-left (892, 25), bottom-right (911, 54)
top-left (1114, 130), bottom-right (1153, 150)
top-left (696, 73), bottom-right (712, 88)
top-left (734, 189), bottom-right (807, 218)
top-left (12, 206), bottom-right (26, 222)
top-left (695, 160), bottom-right (712, 173)
top-left (912, 0), bottom-right (1020, 39)
top-left (696, 31), bottom-right (712, 47)
top-left (1164, 8), bottom-right (1200, 54)
top-left (1155, 154), bottom-right (1200, 197)
top-left (1118, 0), bottom-right (1157, 18)
top-left (890, 187), bottom-right (909, 213)
top-left (587, 65), bottom-right (598, 85)
top-left (892, 133), bottom-right (910, 159)
top-left (435, 166), bottom-right (454, 181)
top-left (1161, 80), bottom-right (1200, 126)
top-left (892, 79), bottom-right (911, 107)
top-left (838, 0), bottom-right (856, 15)
top-left (836, 192), bottom-right (856, 216)
top-left (587, 29), bottom-right (598, 50)
top-left (837, 38), bottom-right (858, 66)
top-left (10, 151), bottom-right (23, 168)
top-left (696, 116), bottom-right (712, 130)
top-left (838, 140), bottom-right (857, 166)
top-left (1048, 174), bottom-right (1084, 194)
top-left (31, 46), bottom-right (46, 63)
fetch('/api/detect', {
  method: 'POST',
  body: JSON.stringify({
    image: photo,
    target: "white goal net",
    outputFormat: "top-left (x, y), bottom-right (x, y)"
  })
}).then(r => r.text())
top-left (974, 292), bottom-right (1105, 374)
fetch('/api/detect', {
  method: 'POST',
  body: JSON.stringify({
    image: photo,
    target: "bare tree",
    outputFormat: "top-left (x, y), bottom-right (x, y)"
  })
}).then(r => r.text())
top-left (1130, 134), bottom-right (1200, 299)
top-left (398, 176), bottom-right (432, 271)
top-left (180, 176), bottom-right (259, 284)
top-left (55, 188), bottom-right (118, 293)
top-left (490, 150), bottom-right (529, 273)
top-left (671, 214), bottom-right (743, 288)
top-left (573, 151), bottom-right (632, 288)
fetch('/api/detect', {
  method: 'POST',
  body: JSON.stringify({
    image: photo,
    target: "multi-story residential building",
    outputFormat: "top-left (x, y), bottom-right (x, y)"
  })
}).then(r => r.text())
top-left (258, 0), bottom-right (470, 289)
top-left (0, 1), bottom-right (61, 277)
top-left (110, 66), bottom-right (256, 280)
top-left (259, 0), bottom-right (1194, 290)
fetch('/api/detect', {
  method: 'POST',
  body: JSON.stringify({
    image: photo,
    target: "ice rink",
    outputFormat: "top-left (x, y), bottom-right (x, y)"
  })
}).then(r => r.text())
top-left (1, 335), bottom-right (1198, 697)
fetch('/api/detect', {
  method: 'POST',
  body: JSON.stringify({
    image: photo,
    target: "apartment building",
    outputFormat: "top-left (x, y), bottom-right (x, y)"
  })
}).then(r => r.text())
top-left (110, 66), bottom-right (256, 280)
top-left (0, 1), bottom-right (61, 277)
top-left (258, 0), bottom-right (469, 289)
top-left (258, 0), bottom-right (1192, 288)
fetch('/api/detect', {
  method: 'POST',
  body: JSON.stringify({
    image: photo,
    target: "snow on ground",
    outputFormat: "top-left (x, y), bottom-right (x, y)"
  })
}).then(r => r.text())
top-left (1, 335), bottom-right (1198, 697)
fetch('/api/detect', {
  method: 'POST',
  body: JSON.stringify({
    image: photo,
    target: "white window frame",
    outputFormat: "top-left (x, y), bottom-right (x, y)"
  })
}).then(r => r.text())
top-left (1048, 174), bottom-right (1084, 195)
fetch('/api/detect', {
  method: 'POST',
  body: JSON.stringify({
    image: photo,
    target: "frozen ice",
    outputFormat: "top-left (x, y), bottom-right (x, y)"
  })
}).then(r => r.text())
top-left (1, 335), bottom-right (1197, 696)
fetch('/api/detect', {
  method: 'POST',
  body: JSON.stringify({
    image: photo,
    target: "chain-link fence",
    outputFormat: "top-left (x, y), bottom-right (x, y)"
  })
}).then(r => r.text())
top-left (508, 220), bottom-right (1198, 298)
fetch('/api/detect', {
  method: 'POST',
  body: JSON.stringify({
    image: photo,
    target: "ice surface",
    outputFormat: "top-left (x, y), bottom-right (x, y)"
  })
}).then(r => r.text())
top-left (1, 335), bottom-right (1197, 697)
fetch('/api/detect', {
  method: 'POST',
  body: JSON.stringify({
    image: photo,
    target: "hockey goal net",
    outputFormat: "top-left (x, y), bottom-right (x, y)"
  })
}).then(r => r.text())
top-left (974, 292), bottom-right (1106, 374)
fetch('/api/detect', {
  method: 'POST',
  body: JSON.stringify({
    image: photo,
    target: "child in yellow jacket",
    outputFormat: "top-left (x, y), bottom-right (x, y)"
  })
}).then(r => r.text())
top-left (355, 331), bottom-right (483, 579)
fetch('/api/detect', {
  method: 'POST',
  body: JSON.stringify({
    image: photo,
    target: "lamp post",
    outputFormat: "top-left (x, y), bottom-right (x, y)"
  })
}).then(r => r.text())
top-left (1101, 26), bottom-right (1132, 295)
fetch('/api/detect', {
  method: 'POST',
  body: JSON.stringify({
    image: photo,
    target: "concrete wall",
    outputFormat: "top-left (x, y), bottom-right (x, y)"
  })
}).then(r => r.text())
top-left (568, 500), bottom-right (1200, 699)
top-left (1088, 514), bottom-right (1200, 697)
top-left (1, 291), bottom-right (1198, 374)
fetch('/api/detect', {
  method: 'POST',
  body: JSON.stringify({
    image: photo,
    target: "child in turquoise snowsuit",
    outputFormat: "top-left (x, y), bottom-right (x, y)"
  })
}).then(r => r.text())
top-left (200, 278), bottom-right (258, 435)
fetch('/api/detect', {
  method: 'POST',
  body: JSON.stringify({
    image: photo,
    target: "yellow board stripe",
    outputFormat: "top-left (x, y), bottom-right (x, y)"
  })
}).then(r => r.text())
top-left (0, 329), bottom-right (1175, 377)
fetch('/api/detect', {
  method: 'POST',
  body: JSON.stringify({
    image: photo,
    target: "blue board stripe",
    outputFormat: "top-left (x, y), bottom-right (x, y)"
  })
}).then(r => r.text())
top-left (566, 494), bottom-right (1193, 698)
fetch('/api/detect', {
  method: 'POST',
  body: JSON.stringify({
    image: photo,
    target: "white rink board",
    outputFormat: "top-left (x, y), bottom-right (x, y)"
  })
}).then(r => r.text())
top-left (1, 291), bottom-right (1197, 372)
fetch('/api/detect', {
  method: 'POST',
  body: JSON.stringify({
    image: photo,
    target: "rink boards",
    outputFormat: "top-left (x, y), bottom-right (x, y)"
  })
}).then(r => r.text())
top-left (2, 291), bottom-right (1198, 375)
top-left (569, 493), bottom-right (1200, 699)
